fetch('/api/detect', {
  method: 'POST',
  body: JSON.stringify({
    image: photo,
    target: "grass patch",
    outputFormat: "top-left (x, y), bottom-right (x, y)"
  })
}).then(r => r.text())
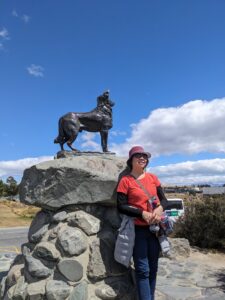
top-left (0, 199), bottom-right (40, 227)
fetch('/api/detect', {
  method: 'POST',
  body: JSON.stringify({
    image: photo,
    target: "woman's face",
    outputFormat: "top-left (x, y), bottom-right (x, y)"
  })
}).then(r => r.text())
top-left (131, 153), bottom-right (148, 170)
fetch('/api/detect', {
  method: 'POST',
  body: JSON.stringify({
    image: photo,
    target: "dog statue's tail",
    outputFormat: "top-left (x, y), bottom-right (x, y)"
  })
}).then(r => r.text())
top-left (54, 117), bottom-right (65, 144)
top-left (54, 137), bottom-right (60, 144)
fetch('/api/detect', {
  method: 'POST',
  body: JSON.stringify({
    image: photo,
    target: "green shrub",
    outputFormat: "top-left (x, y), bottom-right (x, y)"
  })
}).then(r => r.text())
top-left (173, 196), bottom-right (225, 250)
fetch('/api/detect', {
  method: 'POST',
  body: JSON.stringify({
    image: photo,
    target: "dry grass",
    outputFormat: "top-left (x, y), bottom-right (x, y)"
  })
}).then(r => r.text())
top-left (0, 199), bottom-right (40, 227)
top-left (165, 192), bottom-right (203, 203)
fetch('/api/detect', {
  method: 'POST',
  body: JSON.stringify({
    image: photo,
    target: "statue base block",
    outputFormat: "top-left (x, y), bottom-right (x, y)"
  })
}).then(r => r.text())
top-left (55, 150), bottom-right (116, 159)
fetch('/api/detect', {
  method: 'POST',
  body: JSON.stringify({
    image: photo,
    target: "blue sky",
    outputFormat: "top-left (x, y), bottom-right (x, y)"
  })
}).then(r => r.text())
top-left (1, 0), bottom-right (225, 184)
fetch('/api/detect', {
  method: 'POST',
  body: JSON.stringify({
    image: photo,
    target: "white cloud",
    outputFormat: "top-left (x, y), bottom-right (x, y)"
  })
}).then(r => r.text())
top-left (12, 10), bottom-right (31, 23)
top-left (27, 64), bottom-right (44, 77)
top-left (0, 155), bottom-right (224, 186)
top-left (111, 130), bottom-right (127, 137)
top-left (80, 132), bottom-right (101, 151)
top-left (21, 15), bottom-right (31, 23)
top-left (111, 97), bottom-right (225, 157)
top-left (12, 10), bottom-right (18, 17)
top-left (150, 158), bottom-right (225, 185)
top-left (0, 27), bottom-right (10, 40)
top-left (0, 156), bottom-right (53, 178)
top-left (0, 28), bottom-right (10, 51)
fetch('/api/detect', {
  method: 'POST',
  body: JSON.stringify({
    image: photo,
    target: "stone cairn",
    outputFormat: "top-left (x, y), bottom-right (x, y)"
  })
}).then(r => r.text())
top-left (1, 154), bottom-right (137, 300)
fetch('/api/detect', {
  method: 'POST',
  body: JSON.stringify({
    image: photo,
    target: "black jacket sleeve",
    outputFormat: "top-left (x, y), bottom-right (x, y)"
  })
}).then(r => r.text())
top-left (117, 186), bottom-right (169, 217)
top-left (157, 186), bottom-right (169, 210)
top-left (117, 192), bottom-right (143, 217)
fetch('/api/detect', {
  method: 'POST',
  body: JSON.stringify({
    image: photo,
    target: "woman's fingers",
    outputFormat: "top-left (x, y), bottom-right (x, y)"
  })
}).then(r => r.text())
top-left (150, 211), bottom-right (161, 224)
top-left (142, 211), bottom-right (153, 224)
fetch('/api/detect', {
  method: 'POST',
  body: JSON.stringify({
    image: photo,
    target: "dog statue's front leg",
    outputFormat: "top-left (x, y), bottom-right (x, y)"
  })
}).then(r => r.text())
top-left (100, 130), bottom-right (109, 152)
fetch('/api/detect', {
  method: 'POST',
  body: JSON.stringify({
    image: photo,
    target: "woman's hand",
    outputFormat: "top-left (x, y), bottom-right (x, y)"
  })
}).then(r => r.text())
top-left (154, 205), bottom-right (163, 218)
top-left (142, 211), bottom-right (154, 224)
top-left (151, 210), bottom-right (161, 223)
top-left (142, 211), bottom-right (160, 224)
top-left (151, 205), bottom-right (163, 223)
top-left (142, 205), bottom-right (163, 224)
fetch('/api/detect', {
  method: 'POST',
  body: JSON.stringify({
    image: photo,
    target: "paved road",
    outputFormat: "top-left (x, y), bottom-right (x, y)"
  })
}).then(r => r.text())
top-left (0, 227), bottom-right (29, 253)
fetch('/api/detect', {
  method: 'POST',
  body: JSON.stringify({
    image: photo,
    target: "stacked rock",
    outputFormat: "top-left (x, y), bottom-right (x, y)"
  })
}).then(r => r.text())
top-left (1, 154), bottom-right (136, 300)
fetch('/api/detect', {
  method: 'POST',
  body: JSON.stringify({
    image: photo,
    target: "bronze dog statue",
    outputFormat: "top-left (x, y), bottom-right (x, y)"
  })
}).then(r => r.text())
top-left (54, 91), bottom-right (115, 152)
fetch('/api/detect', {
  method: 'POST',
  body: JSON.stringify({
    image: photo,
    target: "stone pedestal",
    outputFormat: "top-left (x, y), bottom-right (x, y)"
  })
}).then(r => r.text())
top-left (1, 154), bottom-right (191, 300)
top-left (1, 154), bottom-right (137, 299)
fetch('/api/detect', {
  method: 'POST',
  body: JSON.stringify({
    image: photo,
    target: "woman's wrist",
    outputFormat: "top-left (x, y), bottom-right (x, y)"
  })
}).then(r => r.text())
top-left (142, 211), bottom-right (153, 223)
top-left (154, 205), bottom-right (163, 215)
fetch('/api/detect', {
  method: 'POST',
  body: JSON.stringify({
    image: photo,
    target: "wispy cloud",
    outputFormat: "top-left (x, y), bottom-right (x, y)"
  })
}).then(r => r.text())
top-left (21, 15), bottom-right (31, 23)
top-left (80, 132), bottom-right (101, 151)
top-left (27, 64), bottom-right (44, 77)
top-left (150, 158), bottom-right (225, 185)
top-left (111, 97), bottom-right (225, 157)
top-left (12, 9), bottom-right (18, 17)
top-left (0, 156), bottom-right (53, 179)
top-left (0, 27), bottom-right (10, 40)
top-left (12, 10), bottom-right (31, 23)
top-left (0, 27), bottom-right (10, 51)
top-left (111, 130), bottom-right (127, 137)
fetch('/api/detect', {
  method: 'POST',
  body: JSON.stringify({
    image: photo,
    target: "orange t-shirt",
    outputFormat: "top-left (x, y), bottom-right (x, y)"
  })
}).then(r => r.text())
top-left (117, 173), bottom-right (161, 225)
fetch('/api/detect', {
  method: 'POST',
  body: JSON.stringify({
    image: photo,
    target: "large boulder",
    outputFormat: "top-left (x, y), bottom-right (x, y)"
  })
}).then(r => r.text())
top-left (19, 154), bottom-right (127, 210)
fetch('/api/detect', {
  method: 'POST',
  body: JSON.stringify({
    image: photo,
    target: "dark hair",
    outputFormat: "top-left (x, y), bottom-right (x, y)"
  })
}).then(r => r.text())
top-left (127, 155), bottom-right (149, 170)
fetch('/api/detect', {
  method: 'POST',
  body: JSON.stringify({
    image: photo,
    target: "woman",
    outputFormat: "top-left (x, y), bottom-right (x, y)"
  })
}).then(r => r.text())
top-left (117, 146), bottom-right (168, 300)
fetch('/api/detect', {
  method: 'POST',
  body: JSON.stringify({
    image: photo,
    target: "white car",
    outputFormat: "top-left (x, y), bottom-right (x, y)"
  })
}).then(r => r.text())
top-left (165, 198), bottom-right (185, 222)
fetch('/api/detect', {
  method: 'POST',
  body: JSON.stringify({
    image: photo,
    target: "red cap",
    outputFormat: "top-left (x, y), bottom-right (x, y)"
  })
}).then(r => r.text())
top-left (128, 146), bottom-right (151, 159)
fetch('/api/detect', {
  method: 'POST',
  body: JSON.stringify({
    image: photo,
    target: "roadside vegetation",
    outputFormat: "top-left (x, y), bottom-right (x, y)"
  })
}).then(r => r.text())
top-left (173, 196), bottom-right (225, 251)
top-left (0, 176), bottom-right (19, 199)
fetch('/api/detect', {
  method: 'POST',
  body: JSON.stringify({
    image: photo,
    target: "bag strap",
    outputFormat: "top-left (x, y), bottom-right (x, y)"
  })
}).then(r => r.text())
top-left (130, 174), bottom-right (153, 199)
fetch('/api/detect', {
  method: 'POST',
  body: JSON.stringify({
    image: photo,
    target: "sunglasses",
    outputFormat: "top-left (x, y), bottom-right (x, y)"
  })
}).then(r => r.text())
top-left (133, 153), bottom-right (148, 159)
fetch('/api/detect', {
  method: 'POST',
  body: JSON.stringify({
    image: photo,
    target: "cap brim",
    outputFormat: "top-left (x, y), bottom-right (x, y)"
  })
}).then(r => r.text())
top-left (145, 152), bottom-right (151, 158)
top-left (126, 152), bottom-right (151, 165)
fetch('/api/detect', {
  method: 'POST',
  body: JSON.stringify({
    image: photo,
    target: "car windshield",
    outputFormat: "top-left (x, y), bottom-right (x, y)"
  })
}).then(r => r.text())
top-left (166, 201), bottom-right (183, 210)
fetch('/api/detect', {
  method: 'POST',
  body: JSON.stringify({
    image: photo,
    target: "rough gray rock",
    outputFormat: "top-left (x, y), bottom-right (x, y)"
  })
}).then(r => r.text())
top-left (57, 226), bottom-right (88, 256)
top-left (12, 276), bottom-right (28, 300)
top-left (87, 231), bottom-right (127, 280)
top-left (26, 280), bottom-right (46, 300)
top-left (67, 210), bottom-right (101, 236)
top-left (68, 281), bottom-right (88, 300)
top-left (24, 255), bottom-right (52, 279)
top-left (52, 210), bottom-right (68, 223)
top-left (103, 208), bottom-right (121, 229)
top-left (19, 155), bottom-right (126, 210)
top-left (169, 237), bottom-right (191, 257)
top-left (28, 211), bottom-right (51, 243)
top-left (33, 242), bottom-right (60, 262)
top-left (0, 276), bottom-right (7, 299)
top-left (56, 151), bottom-right (116, 159)
top-left (4, 284), bottom-right (16, 300)
top-left (95, 280), bottom-right (129, 299)
top-left (46, 280), bottom-right (71, 300)
top-left (5, 264), bottom-right (23, 290)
